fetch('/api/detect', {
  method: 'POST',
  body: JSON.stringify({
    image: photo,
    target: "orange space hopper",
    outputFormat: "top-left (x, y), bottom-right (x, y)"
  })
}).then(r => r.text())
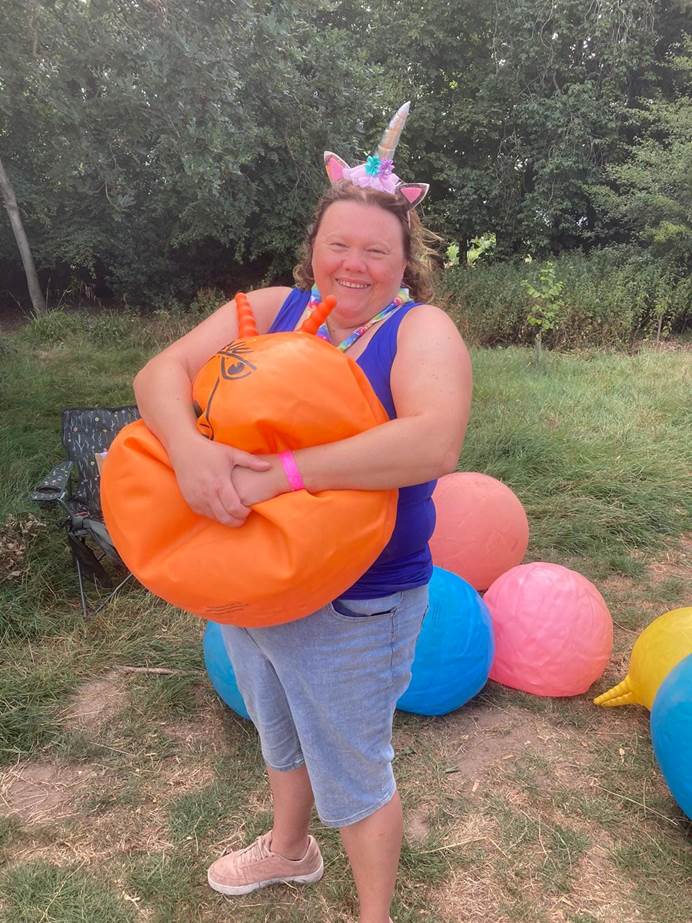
top-left (101, 293), bottom-right (397, 626)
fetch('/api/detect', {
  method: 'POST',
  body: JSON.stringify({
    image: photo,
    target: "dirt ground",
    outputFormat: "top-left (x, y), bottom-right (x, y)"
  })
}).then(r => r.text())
top-left (1, 540), bottom-right (690, 922)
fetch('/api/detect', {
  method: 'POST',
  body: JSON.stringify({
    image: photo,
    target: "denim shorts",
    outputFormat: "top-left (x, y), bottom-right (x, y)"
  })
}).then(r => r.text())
top-left (219, 584), bottom-right (428, 828)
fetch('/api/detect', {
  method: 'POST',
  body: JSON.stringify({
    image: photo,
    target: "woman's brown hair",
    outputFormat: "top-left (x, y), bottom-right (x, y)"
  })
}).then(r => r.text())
top-left (293, 183), bottom-right (439, 303)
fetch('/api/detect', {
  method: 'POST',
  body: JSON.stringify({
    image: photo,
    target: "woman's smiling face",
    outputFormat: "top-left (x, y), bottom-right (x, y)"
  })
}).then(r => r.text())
top-left (311, 200), bottom-right (408, 326)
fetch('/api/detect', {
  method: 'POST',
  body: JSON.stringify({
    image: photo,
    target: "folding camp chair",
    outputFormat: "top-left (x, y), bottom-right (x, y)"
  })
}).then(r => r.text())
top-left (29, 406), bottom-right (140, 617)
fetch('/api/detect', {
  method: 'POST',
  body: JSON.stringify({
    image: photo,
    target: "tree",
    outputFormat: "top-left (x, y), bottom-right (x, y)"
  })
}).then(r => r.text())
top-left (589, 38), bottom-right (692, 269)
top-left (0, 0), bottom-right (382, 300)
top-left (363, 0), bottom-right (670, 255)
top-left (0, 156), bottom-right (44, 313)
top-left (0, 0), bottom-right (688, 304)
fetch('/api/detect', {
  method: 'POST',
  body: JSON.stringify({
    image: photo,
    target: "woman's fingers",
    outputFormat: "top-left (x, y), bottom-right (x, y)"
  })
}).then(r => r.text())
top-left (208, 493), bottom-right (247, 527)
top-left (232, 448), bottom-right (271, 471)
top-left (177, 474), bottom-right (247, 526)
top-left (216, 477), bottom-right (250, 525)
top-left (188, 489), bottom-right (247, 527)
top-left (172, 440), bottom-right (266, 525)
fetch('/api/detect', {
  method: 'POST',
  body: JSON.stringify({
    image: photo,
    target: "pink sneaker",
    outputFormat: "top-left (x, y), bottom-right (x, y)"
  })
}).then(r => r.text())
top-left (207, 832), bottom-right (324, 896)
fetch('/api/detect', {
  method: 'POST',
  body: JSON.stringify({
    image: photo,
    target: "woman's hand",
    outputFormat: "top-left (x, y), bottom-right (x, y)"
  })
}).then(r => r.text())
top-left (168, 434), bottom-right (271, 526)
top-left (232, 457), bottom-right (289, 507)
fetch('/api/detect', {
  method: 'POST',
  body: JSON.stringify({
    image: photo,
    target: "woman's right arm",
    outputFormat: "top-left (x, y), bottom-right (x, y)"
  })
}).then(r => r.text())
top-left (133, 286), bottom-right (291, 525)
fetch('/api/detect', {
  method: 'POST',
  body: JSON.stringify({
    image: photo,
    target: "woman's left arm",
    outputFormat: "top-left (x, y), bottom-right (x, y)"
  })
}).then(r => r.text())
top-left (234, 306), bottom-right (472, 503)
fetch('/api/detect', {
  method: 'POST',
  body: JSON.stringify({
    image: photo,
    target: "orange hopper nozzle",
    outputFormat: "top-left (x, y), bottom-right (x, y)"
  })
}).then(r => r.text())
top-left (300, 296), bottom-right (337, 335)
top-left (236, 292), bottom-right (259, 338)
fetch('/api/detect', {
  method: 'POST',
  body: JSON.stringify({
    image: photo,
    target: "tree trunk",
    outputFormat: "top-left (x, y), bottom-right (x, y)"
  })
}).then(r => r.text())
top-left (0, 156), bottom-right (45, 314)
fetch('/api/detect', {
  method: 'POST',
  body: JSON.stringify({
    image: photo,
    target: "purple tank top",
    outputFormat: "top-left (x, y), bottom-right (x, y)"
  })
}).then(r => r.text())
top-left (269, 288), bottom-right (435, 598)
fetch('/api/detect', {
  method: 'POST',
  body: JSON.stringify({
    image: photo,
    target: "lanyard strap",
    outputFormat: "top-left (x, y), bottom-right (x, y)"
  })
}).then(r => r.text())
top-left (305, 286), bottom-right (411, 352)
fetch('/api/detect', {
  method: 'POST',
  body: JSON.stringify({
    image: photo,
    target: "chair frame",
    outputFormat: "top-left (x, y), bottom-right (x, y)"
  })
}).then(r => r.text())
top-left (29, 405), bottom-right (140, 617)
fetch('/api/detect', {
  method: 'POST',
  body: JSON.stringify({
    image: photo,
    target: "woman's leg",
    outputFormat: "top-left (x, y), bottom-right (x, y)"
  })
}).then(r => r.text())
top-left (267, 763), bottom-right (315, 859)
top-left (340, 791), bottom-right (402, 923)
top-left (219, 623), bottom-right (312, 858)
top-left (207, 762), bottom-right (323, 895)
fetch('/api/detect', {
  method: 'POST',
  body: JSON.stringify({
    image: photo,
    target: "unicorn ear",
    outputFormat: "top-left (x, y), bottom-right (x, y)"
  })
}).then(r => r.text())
top-left (396, 182), bottom-right (429, 209)
top-left (324, 152), bottom-right (350, 184)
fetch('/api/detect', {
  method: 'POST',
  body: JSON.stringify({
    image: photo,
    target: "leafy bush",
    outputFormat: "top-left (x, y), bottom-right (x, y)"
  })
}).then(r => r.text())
top-left (0, 0), bottom-right (384, 303)
top-left (439, 248), bottom-right (691, 348)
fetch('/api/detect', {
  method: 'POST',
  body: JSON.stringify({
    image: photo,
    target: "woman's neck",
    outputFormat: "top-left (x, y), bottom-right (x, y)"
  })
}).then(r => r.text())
top-left (310, 284), bottom-right (410, 347)
top-left (327, 296), bottom-right (401, 339)
top-left (325, 317), bottom-right (360, 343)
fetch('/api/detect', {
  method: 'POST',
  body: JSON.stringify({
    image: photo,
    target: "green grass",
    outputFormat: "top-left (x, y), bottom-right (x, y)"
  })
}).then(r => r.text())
top-left (125, 851), bottom-right (203, 923)
top-left (0, 814), bottom-right (21, 849)
top-left (168, 780), bottom-right (263, 843)
top-left (0, 308), bottom-right (690, 922)
top-left (461, 347), bottom-right (691, 571)
top-left (0, 861), bottom-right (136, 923)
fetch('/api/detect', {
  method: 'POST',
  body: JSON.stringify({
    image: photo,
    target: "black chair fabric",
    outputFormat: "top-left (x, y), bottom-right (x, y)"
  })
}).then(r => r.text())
top-left (61, 406), bottom-right (140, 514)
top-left (30, 405), bottom-right (140, 616)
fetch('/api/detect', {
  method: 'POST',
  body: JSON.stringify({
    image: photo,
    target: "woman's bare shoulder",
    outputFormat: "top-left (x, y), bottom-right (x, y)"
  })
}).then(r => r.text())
top-left (245, 286), bottom-right (294, 332)
top-left (398, 302), bottom-right (467, 346)
top-left (390, 301), bottom-right (472, 422)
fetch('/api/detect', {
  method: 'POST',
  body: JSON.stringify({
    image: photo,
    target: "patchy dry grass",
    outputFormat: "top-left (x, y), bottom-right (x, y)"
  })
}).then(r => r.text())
top-left (0, 319), bottom-right (690, 920)
top-left (0, 620), bottom-right (689, 923)
top-left (1, 540), bottom-right (690, 923)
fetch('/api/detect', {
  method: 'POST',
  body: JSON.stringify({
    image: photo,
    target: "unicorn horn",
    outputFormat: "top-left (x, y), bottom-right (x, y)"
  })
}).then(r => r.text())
top-left (300, 296), bottom-right (337, 335)
top-left (235, 292), bottom-right (258, 338)
top-left (377, 101), bottom-right (411, 162)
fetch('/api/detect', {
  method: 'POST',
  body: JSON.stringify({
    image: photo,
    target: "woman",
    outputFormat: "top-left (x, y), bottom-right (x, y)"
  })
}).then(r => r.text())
top-left (134, 104), bottom-right (472, 923)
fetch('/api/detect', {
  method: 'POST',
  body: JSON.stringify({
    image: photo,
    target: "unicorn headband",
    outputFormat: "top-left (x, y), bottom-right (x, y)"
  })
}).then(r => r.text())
top-left (324, 102), bottom-right (429, 210)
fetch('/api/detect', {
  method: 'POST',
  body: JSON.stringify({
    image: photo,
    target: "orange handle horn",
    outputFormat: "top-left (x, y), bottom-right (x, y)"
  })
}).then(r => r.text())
top-left (300, 296), bottom-right (337, 335)
top-left (236, 292), bottom-right (259, 338)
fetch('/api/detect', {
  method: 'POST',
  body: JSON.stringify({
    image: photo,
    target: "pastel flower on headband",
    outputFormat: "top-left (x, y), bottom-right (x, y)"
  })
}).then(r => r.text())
top-left (323, 102), bottom-right (430, 210)
top-left (365, 155), bottom-right (381, 176)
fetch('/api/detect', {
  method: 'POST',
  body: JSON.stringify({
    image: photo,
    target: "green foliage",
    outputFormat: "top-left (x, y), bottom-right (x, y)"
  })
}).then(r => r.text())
top-left (0, 1), bottom-right (689, 305)
top-left (22, 310), bottom-right (84, 346)
top-left (467, 233), bottom-right (496, 267)
top-left (522, 261), bottom-right (565, 361)
top-left (375, 0), bottom-right (674, 254)
top-left (588, 39), bottom-right (692, 271)
top-left (444, 241), bottom-right (460, 268)
top-left (441, 247), bottom-right (691, 348)
top-left (189, 286), bottom-right (226, 319)
top-left (0, 0), bottom-right (384, 300)
top-left (523, 262), bottom-right (565, 334)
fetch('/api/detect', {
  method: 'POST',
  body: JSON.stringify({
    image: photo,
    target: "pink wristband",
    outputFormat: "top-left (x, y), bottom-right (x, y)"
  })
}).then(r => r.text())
top-left (279, 451), bottom-right (305, 492)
